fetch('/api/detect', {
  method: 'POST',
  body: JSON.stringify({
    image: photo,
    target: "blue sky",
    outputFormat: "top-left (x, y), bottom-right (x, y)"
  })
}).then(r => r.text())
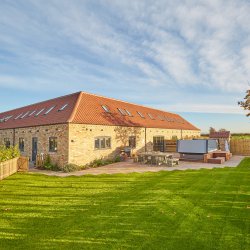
top-left (0, 0), bottom-right (249, 133)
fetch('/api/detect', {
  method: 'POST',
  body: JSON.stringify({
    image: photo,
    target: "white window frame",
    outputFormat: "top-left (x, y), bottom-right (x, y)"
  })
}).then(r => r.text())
top-left (102, 105), bottom-right (111, 113)
top-left (94, 137), bottom-right (111, 150)
top-left (44, 106), bottom-right (55, 115)
top-left (58, 104), bottom-right (68, 111)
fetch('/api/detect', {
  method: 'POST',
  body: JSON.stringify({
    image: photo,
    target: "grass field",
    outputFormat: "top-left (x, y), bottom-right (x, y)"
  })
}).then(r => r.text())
top-left (231, 135), bottom-right (250, 139)
top-left (0, 159), bottom-right (249, 250)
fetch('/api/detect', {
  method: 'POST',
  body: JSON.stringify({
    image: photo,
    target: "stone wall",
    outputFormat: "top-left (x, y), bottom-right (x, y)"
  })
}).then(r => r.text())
top-left (68, 124), bottom-right (200, 166)
top-left (0, 124), bottom-right (69, 166)
top-left (0, 123), bottom-right (200, 167)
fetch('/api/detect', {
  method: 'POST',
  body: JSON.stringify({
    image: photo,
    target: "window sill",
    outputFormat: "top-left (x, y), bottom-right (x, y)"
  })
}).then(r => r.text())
top-left (94, 147), bottom-right (111, 151)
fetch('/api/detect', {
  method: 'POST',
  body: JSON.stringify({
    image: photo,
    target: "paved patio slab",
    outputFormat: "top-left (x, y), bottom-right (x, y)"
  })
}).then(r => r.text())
top-left (29, 155), bottom-right (245, 177)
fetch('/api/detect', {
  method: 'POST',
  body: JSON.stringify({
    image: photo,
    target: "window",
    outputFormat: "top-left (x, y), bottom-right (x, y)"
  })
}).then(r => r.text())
top-left (19, 138), bottom-right (25, 152)
top-left (100, 138), bottom-right (106, 148)
top-left (15, 113), bottom-right (23, 119)
top-left (44, 106), bottom-right (55, 115)
top-left (137, 111), bottom-right (145, 118)
top-left (148, 113), bottom-right (154, 119)
top-left (153, 136), bottom-right (165, 152)
top-left (35, 108), bottom-right (45, 117)
top-left (125, 110), bottom-right (132, 116)
top-left (102, 105), bottom-right (111, 113)
top-left (0, 115), bottom-right (12, 122)
top-left (95, 138), bottom-right (100, 149)
top-left (58, 104), bottom-right (68, 111)
top-left (117, 108), bottom-right (127, 115)
top-left (20, 111), bottom-right (30, 119)
top-left (94, 137), bottom-right (111, 149)
top-left (158, 115), bottom-right (164, 121)
top-left (49, 137), bottom-right (57, 152)
top-left (4, 138), bottom-right (11, 148)
top-left (129, 136), bottom-right (136, 148)
top-left (29, 110), bottom-right (36, 116)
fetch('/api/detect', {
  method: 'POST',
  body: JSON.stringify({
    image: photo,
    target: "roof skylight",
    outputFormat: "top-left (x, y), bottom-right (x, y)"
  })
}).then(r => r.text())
top-left (148, 113), bottom-right (154, 119)
top-left (0, 115), bottom-right (13, 123)
top-left (29, 110), bottom-right (36, 116)
top-left (15, 113), bottom-right (23, 120)
top-left (20, 111), bottom-right (30, 119)
top-left (35, 108), bottom-right (45, 117)
top-left (58, 104), bottom-right (68, 111)
top-left (158, 115), bottom-right (164, 121)
top-left (117, 108), bottom-right (127, 115)
top-left (102, 105), bottom-right (110, 113)
top-left (125, 110), bottom-right (132, 116)
top-left (5, 115), bottom-right (13, 121)
top-left (137, 111), bottom-right (145, 118)
top-left (44, 106), bottom-right (55, 115)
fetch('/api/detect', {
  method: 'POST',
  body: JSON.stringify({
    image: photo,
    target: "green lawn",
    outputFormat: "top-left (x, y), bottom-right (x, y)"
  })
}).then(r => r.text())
top-left (232, 135), bottom-right (250, 139)
top-left (0, 159), bottom-right (249, 250)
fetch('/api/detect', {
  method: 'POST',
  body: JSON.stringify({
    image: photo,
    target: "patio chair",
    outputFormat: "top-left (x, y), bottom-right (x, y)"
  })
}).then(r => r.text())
top-left (151, 155), bottom-right (160, 165)
top-left (133, 155), bottom-right (139, 163)
top-left (144, 155), bottom-right (152, 164)
top-left (138, 155), bottom-right (144, 163)
top-left (166, 158), bottom-right (179, 167)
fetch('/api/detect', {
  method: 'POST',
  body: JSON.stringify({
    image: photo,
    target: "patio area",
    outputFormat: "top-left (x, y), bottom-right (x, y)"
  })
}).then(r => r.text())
top-left (29, 155), bottom-right (245, 177)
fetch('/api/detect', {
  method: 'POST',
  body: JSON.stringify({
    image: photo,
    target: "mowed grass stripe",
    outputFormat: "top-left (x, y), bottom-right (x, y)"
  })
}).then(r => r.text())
top-left (0, 159), bottom-right (249, 250)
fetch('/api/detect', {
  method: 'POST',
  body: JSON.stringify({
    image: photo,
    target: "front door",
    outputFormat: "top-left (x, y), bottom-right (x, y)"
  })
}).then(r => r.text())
top-left (32, 137), bottom-right (38, 161)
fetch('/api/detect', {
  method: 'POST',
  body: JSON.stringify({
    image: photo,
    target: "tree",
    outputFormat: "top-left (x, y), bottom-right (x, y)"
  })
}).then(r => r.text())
top-left (238, 89), bottom-right (250, 117)
top-left (218, 128), bottom-right (227, 132)
top-left (209, 127), bottom-right (216, 134)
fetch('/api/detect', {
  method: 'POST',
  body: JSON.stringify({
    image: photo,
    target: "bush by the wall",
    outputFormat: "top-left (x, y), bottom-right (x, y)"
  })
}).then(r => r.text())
top-left (61, 163), bottom-right (83, 173)
top-left (41, 154), bottom-right (60, 171)
top-left (88, 156), bottom-right (121, 168)
top-left (0, 145), bottom-right (20, 163)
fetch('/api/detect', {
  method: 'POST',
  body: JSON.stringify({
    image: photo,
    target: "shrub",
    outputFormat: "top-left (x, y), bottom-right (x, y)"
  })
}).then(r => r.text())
top-left (61, 163), bottom-right (82, 173)
top-left (0, 145), bottom-right (20, 163)
top-left (40, 155), bottom-right (60, 171)
top-left (87, 156), bottom-right (121, 168)
top-left (114, 155), bottom-right (122, 162)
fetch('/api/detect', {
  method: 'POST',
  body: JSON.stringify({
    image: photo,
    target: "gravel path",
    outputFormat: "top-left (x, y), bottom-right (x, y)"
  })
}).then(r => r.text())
top-left (29, 155), bottom-right (245, 177)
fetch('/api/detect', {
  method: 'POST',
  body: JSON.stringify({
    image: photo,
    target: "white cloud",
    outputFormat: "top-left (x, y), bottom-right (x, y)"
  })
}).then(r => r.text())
top-left (0, 0), bottom-right (250, 114)
top-left (152, 103), bottom-right (246, 114)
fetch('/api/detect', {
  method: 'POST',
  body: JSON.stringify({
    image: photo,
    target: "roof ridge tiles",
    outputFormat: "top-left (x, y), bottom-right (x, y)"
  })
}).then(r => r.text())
top-left (68, 92), bottom-right (83, 123)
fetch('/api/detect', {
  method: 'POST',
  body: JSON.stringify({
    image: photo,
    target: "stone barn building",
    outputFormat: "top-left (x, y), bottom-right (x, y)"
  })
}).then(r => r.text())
top-left (0, 92), bottom-right (200, 166)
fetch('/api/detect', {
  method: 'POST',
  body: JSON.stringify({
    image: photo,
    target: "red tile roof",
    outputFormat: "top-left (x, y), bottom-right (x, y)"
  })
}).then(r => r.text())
top-left (0, 91), bottom-right (200, 131)
top-left (209, 131), bottom-right (231, 138)
top-left (0, 92), bottom-right (79, 129)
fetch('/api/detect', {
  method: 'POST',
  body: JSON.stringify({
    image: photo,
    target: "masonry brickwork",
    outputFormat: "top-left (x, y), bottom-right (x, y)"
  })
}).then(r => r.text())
top-left (68, 124), bottom-right (200, 166)
top-left (0, 123), bottom-right (200, 167)
top-left (0, 124), bottom-right (68, 166)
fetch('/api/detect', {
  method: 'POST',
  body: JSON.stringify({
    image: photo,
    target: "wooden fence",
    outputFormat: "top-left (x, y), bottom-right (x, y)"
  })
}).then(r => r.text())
top-left (0, 157), bottom-right (19, 180)
top-left (165, 140), bottom-right (177, 152)
top-left (35, 154), bottom-right (48, 168)
top-left (18, 156), bottom-right (29, 172)
top-left (230, 139), bottom-right (250, 156)
top-left (0, 157), bottom-right (29, 181)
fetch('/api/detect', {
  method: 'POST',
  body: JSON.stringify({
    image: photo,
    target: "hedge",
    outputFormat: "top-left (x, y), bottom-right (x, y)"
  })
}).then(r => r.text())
top-left (0, 145), bottom-right (20, 163)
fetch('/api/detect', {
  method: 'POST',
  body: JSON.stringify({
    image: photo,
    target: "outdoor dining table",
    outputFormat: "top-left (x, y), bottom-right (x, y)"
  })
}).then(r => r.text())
top-left (137, 152), bottom-right (173, 166)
